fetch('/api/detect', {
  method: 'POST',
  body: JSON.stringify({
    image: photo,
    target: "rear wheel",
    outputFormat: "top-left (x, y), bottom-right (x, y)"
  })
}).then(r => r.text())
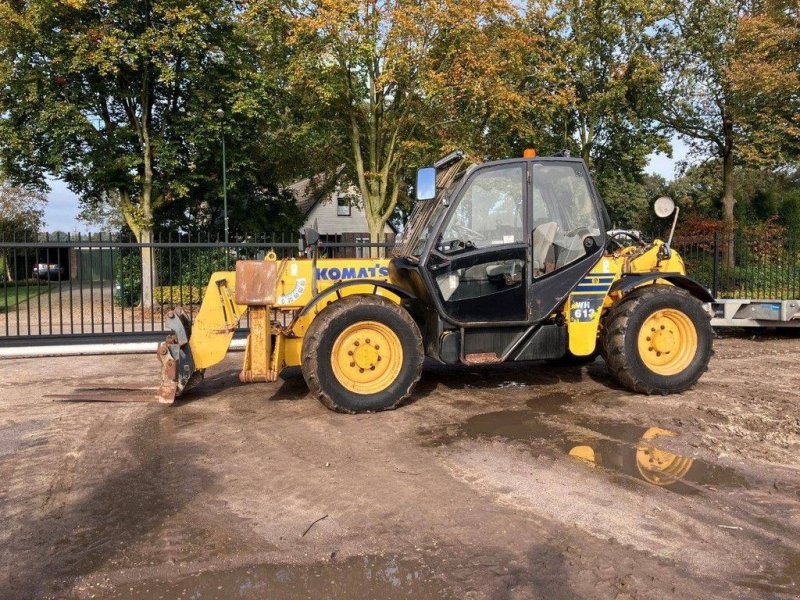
top-left (601, 285), bottom-right (712, 394)
top-left (301, 295), bottom-right (424, 413)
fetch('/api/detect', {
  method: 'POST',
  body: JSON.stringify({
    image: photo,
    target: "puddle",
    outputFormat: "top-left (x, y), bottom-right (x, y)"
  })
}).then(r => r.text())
top-left (101, 554), bottom-right (452, 599)
top-left (450, 403), bottom-right (747, 495)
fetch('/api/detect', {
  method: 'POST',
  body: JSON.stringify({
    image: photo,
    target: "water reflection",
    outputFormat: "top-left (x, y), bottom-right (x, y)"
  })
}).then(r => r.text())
top-left (570, 427), bottom-right (696, 489)
top-left (456, 409), bottom-right (747, 494)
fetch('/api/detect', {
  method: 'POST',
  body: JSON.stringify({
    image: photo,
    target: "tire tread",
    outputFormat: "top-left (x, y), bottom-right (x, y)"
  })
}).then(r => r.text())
top-left (301, 295), bottom-right (423, 413)
top-left (601, 284), bottom-right (712, 395)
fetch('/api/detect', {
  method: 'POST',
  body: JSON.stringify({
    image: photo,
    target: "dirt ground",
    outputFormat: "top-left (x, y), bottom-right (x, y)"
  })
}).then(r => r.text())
top-left (1, 333), bottom-right (799, 599)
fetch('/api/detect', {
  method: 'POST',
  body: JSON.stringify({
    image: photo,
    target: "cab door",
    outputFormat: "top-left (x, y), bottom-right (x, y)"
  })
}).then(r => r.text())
top-left (424, 162), bottom-right (529, 324)
top-left (528, 160), bottom-right (606, 321)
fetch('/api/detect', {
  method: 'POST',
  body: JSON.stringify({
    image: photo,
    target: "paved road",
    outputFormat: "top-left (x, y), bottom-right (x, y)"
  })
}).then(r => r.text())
top-left (1, 334), bottom-right (799, 599)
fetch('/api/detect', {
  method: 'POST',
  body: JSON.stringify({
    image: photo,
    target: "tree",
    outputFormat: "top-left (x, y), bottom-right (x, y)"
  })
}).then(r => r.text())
top-left (665, 161), bottom-right (727, 219)
top-left (532, 0), bottom-right (669, 161)
top-left (264, 0), bottom-right (556, 246)
top-left (665, 162), bottom-right (800, 239)
top-left (0, 183), bottom-right (46, 281)
top-left (656, 0), bottom-right (758, 265)
top-left (158, 182), bottom-right (305, 240)
top-left (525, 0), bottom-right (670, 228)
top-left (658, 0), bottom-right (800, 255)
top-left (0, 0), bottom-right (254, 305)
top-left (727, 0), bottom-right (800, 165)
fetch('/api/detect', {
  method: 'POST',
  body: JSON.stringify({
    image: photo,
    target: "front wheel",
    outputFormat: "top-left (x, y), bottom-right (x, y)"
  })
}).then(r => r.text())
top-left (601, 285), bottom-right (712, 394)
top-left (301, 295), bottom-right (424, 413)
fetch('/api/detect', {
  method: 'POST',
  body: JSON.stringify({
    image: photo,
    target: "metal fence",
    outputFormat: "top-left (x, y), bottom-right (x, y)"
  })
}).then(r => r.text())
top-left (0, 232), bottom-right (392, 343)
top-left (669, 232), bottom-right (800, 300)
top-left (2, 231), bottom-right (799, 344)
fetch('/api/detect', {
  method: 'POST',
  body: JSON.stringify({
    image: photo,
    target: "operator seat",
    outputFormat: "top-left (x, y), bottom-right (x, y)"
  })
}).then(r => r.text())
top-left (533, 221), bottom-right (558, 275)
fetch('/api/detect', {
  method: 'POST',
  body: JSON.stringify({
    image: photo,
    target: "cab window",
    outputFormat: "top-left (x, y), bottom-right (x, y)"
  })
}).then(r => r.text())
top-left (532, 163), bottom-right (601, 277)
top-left (438, 165), bottom-right (525, 253)
top-left (431, 163), bottom-right (527, 322)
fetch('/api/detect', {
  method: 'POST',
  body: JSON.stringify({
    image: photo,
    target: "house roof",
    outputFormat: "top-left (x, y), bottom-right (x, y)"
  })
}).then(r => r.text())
top-left (287, 169), bottom-right (398, 233)
top-left (287, 169), bottom-right (341, 215)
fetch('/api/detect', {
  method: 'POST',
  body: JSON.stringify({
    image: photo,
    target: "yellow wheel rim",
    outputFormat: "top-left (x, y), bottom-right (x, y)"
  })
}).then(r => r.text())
top-left (331, 321), bottom-right (403, 395)
top-left (635, 427), bottom-right (694, 486)
top-left (637, 308), bottom-right (697, 376)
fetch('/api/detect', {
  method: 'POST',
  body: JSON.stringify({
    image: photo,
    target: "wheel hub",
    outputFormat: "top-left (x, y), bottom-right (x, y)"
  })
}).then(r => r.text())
top-left (650, 325), bottom-right (676, 353)
top-left (352, 340), bottom-right (380, 370)
top-left (637, 308), bottom-right (698, 376)
top-left (331, 321), bottom-right (403, 394)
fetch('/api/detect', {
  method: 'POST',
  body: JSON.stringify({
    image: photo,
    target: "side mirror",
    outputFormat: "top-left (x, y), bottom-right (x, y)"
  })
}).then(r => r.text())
top-left (415, 167), bottom-right (436, 201)
top-left (654, 196), bottom-right (676, 218)
top-left (653, 197), bottom-right (679, 257)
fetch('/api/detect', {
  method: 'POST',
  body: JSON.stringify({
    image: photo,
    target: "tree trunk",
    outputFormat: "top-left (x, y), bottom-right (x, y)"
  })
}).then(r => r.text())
top-left (3, 251), bottom-right (12, 282)
top-left (119, 193), bottom-right (158, 310)
top-left (346, 110), bottom-right (400, 259)
top-left (579, 115), bottom-right (593, 163)
top-left (139, 227), bottom-right (156, 309)
top-left (138, 111), bottom-right (158, 308)
top-left (366, 209), bottom-right (385, 259)
top-left (721, 148), bottom-right (736, 268)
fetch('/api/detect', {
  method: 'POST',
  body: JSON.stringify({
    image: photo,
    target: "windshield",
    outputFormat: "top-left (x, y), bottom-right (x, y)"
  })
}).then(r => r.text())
top-left (392, 163), bottom-right (465, 258)
top-left (438, 165), bottom-right (524, 252)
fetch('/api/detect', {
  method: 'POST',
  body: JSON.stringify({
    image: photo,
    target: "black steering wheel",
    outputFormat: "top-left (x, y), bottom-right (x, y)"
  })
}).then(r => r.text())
top-left (564, 226), bottom-right (593, 238)
top-left (453, 223), bottom-right (485, 242)
top-left (608, 231), bottom-right (647, 249)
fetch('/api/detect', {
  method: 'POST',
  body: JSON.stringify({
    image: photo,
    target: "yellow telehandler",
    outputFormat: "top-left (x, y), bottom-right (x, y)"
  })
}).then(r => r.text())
top-left (157, 150), bottom-right (714, 412)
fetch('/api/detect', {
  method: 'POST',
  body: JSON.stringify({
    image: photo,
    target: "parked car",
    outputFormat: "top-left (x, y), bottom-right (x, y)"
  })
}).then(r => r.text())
top-left (32, 263), bottom-right (64, 280)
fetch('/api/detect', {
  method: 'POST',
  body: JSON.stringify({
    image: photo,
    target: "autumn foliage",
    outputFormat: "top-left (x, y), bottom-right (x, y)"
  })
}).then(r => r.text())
top-left (0, 0), bottom-right (798, 250)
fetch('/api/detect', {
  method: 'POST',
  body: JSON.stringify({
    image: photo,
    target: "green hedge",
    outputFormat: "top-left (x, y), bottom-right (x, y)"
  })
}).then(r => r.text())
top-left (153, 285), bottom-right (203, 306)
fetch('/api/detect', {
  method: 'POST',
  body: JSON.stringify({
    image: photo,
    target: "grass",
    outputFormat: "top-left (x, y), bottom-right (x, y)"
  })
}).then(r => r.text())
top-left (0, 283), bottom-right (53, 311)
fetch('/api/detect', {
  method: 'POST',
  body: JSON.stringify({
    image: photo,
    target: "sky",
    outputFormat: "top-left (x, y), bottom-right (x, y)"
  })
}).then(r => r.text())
top-left (42, 138), bottom-right (690, 233)
top-left (646, 137), bottom-right (689, 182)
top-left (43, 178), bottom-right (84, 233)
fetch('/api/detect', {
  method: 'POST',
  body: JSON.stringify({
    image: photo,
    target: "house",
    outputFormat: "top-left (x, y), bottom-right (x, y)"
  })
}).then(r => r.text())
top-left (288, 173), bottom-right (395, 258)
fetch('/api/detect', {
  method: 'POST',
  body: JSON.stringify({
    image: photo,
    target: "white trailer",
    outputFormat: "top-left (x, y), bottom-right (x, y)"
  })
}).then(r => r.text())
top-left (709, 299), bottom-right (800, 328)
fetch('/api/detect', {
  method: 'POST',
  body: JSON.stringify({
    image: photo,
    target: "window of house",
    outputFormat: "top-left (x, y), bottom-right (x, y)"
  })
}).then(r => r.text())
top-left (337, 196), bottom-right (351, 216)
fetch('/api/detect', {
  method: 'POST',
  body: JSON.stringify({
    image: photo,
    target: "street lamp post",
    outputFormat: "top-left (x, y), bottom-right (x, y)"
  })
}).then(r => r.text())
top-left (215, 109), bottom-right (229, 267)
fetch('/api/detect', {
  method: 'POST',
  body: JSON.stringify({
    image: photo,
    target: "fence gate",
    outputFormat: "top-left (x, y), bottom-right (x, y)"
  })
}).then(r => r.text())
top-left (3, 230), bottom-right (798, 346)
top-left (1, 232), bottom-right (392, 347)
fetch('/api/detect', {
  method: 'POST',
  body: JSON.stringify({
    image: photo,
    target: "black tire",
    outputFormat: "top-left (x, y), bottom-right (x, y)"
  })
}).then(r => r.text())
top-left (601, 285), bottom-right (712, 394)
top-left (301, 295), bottom-right (424, 413)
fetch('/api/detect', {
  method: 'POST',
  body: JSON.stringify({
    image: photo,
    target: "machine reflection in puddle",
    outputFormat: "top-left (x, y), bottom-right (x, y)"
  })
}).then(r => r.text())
top-left (458, 407), bottom-right (747, 495)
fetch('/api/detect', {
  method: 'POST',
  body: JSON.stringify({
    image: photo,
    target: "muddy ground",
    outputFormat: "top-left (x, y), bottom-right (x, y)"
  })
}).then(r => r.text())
top-left (1, 333), bottom-right (799, 599)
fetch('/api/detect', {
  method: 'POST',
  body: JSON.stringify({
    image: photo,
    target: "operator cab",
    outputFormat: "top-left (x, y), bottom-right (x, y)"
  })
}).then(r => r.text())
top-left (391, 149), bottom-right (610, 364)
